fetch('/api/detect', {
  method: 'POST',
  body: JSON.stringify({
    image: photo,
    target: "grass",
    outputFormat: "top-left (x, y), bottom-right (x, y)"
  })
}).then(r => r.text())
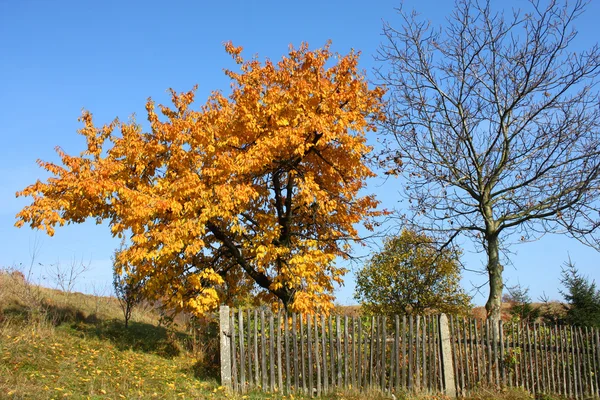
top-left (0, 270), bottom-right (568, 399)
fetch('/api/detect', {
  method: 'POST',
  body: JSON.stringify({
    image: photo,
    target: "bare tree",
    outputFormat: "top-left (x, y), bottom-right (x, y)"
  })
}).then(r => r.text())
top-left (46, 256), bottom-right (91, 295)
top-left (377, 0), bottom-right (600, 322)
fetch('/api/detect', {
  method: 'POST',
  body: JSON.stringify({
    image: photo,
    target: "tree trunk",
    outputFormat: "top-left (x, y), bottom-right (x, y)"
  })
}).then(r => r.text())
top-left (279, 287), bottom-right (295, 313)
top-left (485, 233), bottom-right (503, 323)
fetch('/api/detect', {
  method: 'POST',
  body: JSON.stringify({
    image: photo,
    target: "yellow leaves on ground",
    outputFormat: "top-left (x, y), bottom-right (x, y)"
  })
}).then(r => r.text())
top-left (16, 41), bottom-right (385, 316)
top-left (0, 323), bottom-right (221, 399)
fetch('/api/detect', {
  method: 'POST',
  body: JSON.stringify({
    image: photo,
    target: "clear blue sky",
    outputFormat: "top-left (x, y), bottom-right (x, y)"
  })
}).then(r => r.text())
top-left (1, 0), bottom-right (598, 305)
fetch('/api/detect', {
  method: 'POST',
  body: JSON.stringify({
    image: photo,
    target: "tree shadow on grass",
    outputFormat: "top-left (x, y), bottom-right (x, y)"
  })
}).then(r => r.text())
top-left (70, 317), bottom-right (185, 359)
top-left (2, 299), bottom-right (193, 360)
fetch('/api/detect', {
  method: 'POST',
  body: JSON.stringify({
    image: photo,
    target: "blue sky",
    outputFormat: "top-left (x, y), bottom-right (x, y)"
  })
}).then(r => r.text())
top-left (1, 0), bottom-right (598, 306)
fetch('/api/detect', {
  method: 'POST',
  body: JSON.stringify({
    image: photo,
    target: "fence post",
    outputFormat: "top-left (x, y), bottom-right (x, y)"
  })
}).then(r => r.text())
top-left (220, 305), bottom-right (232, 390)
top-left (439, 314), bottom-right (457, 398)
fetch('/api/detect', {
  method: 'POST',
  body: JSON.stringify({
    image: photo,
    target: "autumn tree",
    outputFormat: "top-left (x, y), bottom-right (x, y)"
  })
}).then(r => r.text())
top-left (377, 0), bottom-right (600, 323)
top-left (354, 229), bottom-right (471, 316)
top-left (16, 42), bottom-right (385, 316)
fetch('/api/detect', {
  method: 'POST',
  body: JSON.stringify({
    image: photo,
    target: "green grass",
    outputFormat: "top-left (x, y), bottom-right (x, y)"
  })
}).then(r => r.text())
top-left (1, 321), bottom-right (215, 399)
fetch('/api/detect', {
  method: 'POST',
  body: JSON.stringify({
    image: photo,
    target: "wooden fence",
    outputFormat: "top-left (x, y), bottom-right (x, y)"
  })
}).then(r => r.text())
top-left (219, 306), bottom-right (600, 398)
top-left (450, 317), bottom-right (600, 398)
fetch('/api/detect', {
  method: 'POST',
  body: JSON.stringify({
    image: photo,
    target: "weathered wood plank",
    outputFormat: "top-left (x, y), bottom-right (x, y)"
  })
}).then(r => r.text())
top-left (565, 326), bottom-right (572, 399)
top-left (486, 320), bottom-right (493, 387)
top-left (247, 309), bottom-right (253, 389)
top-left (321, 315), bottom-right (328, 393)
top-left (300, 314), bottom-right (307, 394)
top-left (555, 325), bottom-right (561, 396)
top-left (526, 324), bottom-right (533, 394)
top-left (523, 323), bottom-right (530, 393)
top-left (231, 312), bottom-right (238, 391)
top-left (514, 322), bottom-right (519, 389)
top-left (408, 315), bottom-right (414, 391)
top-left (449, 316), bottom-right (459, 395)
top-left (492, 319), bottom-right (499, 388)
top-left (579, 326), bottom-right (586, 398)
top-left (588, 327), bottom-right (595, 397)
top-left (455, 318), bottom-right (468, 396)
top-left (269, 313), bottom-right (275, 391)
top-left (307, 315), bottom-right (313, 396)
top-left (284, 313), bottom-right (290, 393)
top-left (415, 315), bottom-right (421, 392)
top-left (499, 321), bottom-right (505, 387)
top-left (574, 327), bottom-right (584, 398)
top-left (552, 326), bottom-right (559, 396)
top-left (402, 315), bottom-right (407, 389)
top-left (594, 328), bottom-right (600, 397)
top-left (329, 315), bottom-right (335, 390)
top-left (592, 328), bottom-right (600, 398)
top-left (261, 310), bottom-right (267, 390)
top-left (508, 322), bottom-right (514, 388)
top-left (543, 325), bottom-right (550, 394)
top-left (370, 316), bottom-right (375, 388)
top-left (552, 325), bottom-right (558, 395)
top-left (344, 316), bottom-right (349, 389)
top-left (580, 327), bottom-right (590, 397)
top-left (579, 327), bottom-right (592, 397)
top-left (335, 315), bottom-right (341, 388)
top-left (357, 318), bottom-right (362, 389)
top-left (382, 316), bottom-right (387, 391)
top-left (315, 314), bottom-right (321, 397)
top-left (435, 316), bottom-right (442, 391)
top-left (474, 320), bottom-right (481, 386)
top-left (421, 316), bottom-right (427, 392)
top-left (352, 317), bottom-right (357, 390)
top-left (541, 325), bottom-right (547, 394)
top-left (277, 312), bottom-right (283, 392)
top-left (373, 316), bottom-right (379, 386)
top-left (364, 317), bottom-right (370, 389)
top-left (432, 316), bottom-right (436, 391)
top-left (239, 309), bottom-right (246, 392)
top-left (293, 314), bottom-right (299, 392)
top-left (533, 324), bottom-right (540, 395)
top-left (462, 317), bottom-right (469, 393)
top-left (389, 316), bottom-right (396, 392)
top-left (395, 315), bottom-right (400, 391)
top-left (254, 310), bottom-right (260, 387)
top-left (468, 319), bottom-right (475, 388)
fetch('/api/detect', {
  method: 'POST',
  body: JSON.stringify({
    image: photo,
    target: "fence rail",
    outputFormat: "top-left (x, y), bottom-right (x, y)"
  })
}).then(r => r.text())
top-left (219, 306), bottom-right (600, 398)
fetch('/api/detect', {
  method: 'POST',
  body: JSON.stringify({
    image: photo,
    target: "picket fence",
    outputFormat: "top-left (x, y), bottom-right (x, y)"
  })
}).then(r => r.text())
top-left (219, 306), bottom-right (600, 398)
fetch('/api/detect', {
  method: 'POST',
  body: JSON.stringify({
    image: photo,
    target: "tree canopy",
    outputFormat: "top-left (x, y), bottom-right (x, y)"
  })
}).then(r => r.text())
top-left (354, 229), bottom-right (471, 316)
top-left (16, 42), bottom-right (385, 315)
top-left (377, 0), bottom-right (600, 321)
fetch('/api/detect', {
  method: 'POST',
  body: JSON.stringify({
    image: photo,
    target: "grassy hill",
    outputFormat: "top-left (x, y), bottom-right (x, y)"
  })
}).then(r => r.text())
top-left (0, 270), bottom-right (558, 399)
top-left (0, 270), bottom-right (228, 399)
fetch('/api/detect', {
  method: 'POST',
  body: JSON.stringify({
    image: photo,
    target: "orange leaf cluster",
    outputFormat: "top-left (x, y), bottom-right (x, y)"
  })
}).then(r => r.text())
top-left (16, 41), bottom-right (386, 315)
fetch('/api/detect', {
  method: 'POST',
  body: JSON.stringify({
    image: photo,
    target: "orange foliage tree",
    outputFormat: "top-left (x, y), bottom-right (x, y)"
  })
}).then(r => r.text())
top-left (16, 42), bottom-right (385, 315)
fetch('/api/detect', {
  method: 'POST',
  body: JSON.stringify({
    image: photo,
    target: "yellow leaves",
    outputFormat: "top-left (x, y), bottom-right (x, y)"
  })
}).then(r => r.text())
top-left (277, 117), bottom-right (290, 127)
top-left (224, 41), bottom-right (244, 64)
top-left (15, 40), bottom-right (385, 317)
top-left (188, 288), bottom-right (220, 315)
